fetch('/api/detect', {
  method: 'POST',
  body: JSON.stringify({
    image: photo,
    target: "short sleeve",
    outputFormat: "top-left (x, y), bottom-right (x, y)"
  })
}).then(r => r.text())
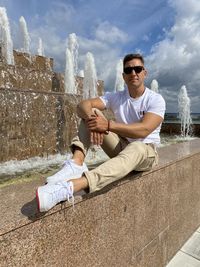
top-left (148, 94), bottom-right (166, 118)
top-left (99, 92), bottom-right (116, 109)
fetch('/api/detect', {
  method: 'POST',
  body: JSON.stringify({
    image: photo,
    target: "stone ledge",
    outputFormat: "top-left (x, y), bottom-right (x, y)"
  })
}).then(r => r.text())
top-left (0, 139), bottom-right (200, 266)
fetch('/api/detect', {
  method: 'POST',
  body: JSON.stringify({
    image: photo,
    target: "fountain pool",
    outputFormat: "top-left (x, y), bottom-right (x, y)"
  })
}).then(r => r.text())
top-left (0, 134), bottom-right (199, 186)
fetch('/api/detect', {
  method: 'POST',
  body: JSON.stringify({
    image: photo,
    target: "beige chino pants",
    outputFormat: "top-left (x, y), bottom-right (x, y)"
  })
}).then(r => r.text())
top-left (71, 110), bottom-right (158, 193)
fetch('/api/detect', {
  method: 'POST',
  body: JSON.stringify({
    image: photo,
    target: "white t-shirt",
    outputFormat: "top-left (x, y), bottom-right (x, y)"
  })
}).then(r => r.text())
top-left (99, 87), bottom-right (166, 145)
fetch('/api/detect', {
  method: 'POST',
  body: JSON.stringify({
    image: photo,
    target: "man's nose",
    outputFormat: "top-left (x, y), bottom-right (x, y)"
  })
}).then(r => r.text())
top-left (130, 69), bottom-right (137, 75)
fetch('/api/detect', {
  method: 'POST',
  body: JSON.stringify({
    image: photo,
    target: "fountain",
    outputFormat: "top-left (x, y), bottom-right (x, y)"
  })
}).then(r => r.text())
top-left (83, 52), bottom-right (98, 99)
top-left (178, 85), bottom-right (193, 137)
top-left (1, 8), bottom-right (200, 267)
top-left (64, 33), bottom-right (79, 94)
top-left (64, 47), bottom-right (76, 94)
top-left (151, 79), bottom-right (159, 93)
top-left (37, 37), bottom-right (44, 56)
top-left (114, 59), bottom-right (124, 91)
top-left (0, 7), bottom-right (14, 64)
top-left (78, 69), bottom-right (84, 78)
top-left (67, 33), bottom-right (79, 75)
top-left (19, 16), bottom-right (30, 53)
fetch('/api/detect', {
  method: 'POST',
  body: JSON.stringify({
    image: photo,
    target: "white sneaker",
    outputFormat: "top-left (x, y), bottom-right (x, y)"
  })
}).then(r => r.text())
top-left (46, 159), bottom-right (88, 184)
top-left (36, 181), bottom-right (74, 212)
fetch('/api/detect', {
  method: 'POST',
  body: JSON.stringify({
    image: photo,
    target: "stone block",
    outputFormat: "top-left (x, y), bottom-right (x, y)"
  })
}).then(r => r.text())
top-left (1, 140), bottom-right (200, 266)
top-left (0, 89), bottom-right (81, 162)
top-left (135, 229), bottom-right (168, 267)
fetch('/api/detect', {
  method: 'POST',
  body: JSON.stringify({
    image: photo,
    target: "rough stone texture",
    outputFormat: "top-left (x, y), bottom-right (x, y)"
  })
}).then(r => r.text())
top-left (166, 225), bottom-right (200, 266)
top-left (0, 50), bottom-right (104, 94)
top-left (0, 51), bottom-right (53, 91)
top-left (0, 50), bottom-right (104, 162)
top-left (0, 85), bottom-right (102, 162)
top-left (0, 139), bottom-right (200, 267)
top-left (1, 50), bottom-right (200, 265)
top-left (0, 89), bottom-right (80, 161)
top-left (13, 50), bottom-right (54, 70)
top-left (51, 72), bottom-right (104, 96)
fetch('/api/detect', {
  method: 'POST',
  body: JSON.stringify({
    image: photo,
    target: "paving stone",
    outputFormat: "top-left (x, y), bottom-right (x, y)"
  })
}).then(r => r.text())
top-left (166, 251), bottom-right (200, 267)
top-left (181, 232), bottom-right (200, 260)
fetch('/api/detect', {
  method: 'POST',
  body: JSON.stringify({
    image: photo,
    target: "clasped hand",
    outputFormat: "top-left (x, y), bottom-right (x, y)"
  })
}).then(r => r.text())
top-left (86, 112), bottom-right (108, 146)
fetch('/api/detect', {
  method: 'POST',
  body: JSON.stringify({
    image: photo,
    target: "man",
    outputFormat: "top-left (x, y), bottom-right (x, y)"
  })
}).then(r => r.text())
top-left (36, 53), bottom-right (166, 212)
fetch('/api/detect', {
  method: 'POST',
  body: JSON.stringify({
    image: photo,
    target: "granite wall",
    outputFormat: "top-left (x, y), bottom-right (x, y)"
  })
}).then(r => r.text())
top-left (0, 50), bottom-right (104, 162)
top-left (0, 89), bottom-right (80, 161)
top-left (0, 50), bottom-right (53, 91)
top-left (0, 139), bottom-right (200, 266)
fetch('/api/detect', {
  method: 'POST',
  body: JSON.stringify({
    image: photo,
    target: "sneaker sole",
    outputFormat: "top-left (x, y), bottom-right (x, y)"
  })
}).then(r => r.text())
top-left (36, 188), bottom-right (40, 212)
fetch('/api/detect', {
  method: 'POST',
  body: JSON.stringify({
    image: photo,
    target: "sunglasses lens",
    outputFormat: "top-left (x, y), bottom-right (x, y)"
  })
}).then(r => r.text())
top-left (134, 66), bottom-right (143, 73)
top-left (124, 66), bottom-right (144, 74)
top-left (124, 67), bottom-right (132, 74)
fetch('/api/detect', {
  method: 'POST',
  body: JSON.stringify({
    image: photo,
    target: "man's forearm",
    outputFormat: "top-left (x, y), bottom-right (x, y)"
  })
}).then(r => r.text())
top-left (77, 100), bottom-right (95, 120)
top-left (109, 112), bottom-right (163, 139)
top-left (77, 97), bottom-right (106, 120)
top-left (109, 120), bottom-right (150, 139)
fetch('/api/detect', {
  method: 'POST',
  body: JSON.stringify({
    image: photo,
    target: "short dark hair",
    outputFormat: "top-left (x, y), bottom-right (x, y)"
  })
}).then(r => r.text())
top-left (123, 53), bottom-right (144, 67)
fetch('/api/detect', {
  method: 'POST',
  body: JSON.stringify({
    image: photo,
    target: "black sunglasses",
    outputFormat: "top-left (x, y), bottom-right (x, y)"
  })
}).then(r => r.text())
top-left (123, 66), bottom-right (144, 74)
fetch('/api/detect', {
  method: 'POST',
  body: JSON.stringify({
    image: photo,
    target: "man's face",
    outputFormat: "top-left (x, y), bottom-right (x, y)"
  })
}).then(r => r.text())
top-left (122, 58), bottom-right (147, 89)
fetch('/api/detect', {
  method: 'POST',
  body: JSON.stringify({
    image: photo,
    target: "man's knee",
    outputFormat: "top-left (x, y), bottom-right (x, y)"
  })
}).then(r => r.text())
top-left (92, 108), bottom-right (106, 118)
top-left (128, 142), bottom-right (147, 156)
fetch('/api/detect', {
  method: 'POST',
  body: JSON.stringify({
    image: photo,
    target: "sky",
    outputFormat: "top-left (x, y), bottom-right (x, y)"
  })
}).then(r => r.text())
top-left (0, 0), bottom-right (200, 113)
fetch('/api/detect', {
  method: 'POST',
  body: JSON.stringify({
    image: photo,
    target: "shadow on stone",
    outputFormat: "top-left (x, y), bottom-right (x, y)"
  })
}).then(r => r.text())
top-left (81, 170), bottom-right (141, 199)
top-left (21, 197), bottom-right (47, 221)
top-left (20, 171), bottom-right (141, 222)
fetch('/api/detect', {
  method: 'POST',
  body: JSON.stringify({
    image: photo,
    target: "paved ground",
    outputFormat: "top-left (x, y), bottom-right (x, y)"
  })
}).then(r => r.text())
top-left (167, 226), bottom-right (200, 267)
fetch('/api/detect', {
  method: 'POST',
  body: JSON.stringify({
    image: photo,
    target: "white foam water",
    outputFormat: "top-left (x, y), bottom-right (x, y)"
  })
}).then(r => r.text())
top-left (83, 52), bottom-right (98, 99)
top-left (178, 85), bottom-right (193, 137)
top-left (68, 33), bottom-right (79, 75)
top-left (64, 47), bottom-right (76, 94)
top-left (151, 79), bottom-right (159, 93)
top-left (114, 59), bottom-right (124, 91)
top-left (0, 148), bottom-right (109, 178)
top-left (37, 37), bottom-right (44, 56)
top-left (0, 7), bottom-right (14, 64)
top-left (19, 16), bottom-right (30, 53)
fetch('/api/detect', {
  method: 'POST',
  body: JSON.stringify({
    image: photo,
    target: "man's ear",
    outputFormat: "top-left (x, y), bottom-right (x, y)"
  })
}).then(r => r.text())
top-left (144, 69), bottom-right (148, 78)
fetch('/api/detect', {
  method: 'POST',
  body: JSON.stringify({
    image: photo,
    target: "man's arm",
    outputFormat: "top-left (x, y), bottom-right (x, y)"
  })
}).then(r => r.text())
top-left (77, 97), bottom-right (107, 146)
top-left (109, 112), bottom-right (163, 138)
top-left (88, 112), bottom-right (163, 139)
top-left (77, 97), bottom-right (106, 120)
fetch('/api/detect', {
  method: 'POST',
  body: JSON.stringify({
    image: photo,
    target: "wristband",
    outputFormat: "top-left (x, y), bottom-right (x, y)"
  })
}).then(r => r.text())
top-left (105, 120), bottom-right (110, 135)
top-left (107, 120), bottom-right (111, 132)
top-left (106, 120), bottom-right (111, 134)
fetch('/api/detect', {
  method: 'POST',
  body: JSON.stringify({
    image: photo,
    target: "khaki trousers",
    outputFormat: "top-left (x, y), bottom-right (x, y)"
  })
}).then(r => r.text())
top-left (71, 110), bottom-right (158, 193)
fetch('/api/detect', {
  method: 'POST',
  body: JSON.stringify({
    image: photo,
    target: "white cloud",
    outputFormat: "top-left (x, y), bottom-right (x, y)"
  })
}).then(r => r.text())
top-left (146, 0), bottom-right (200, 112)
top-left (43, 2), bottom-right (76, 31)
top-left (25, 5), bottom-right (128, 90)
top-left (169, 0), bottom-right (200, 17)
top-left (7, 1), bottom-right (124, 76)
top-left (142, 34), bottom-right (150, 42)
top-left (78, 36), bottom-right (121, 91)
top-left (1, 0), bottom-right (199, 112)
top-left (95, 21), bottom-right (128, 44)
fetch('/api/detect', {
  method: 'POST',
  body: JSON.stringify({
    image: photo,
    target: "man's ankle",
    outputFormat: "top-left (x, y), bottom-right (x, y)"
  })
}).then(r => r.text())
top-left (72, 147), bottom-right (85, 166)
top-left (73, 158), bottom-right (84, 166)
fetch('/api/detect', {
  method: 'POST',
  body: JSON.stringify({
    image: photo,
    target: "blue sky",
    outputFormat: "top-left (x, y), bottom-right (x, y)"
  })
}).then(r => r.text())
top-left (0, 0), bottom-right (200, 112)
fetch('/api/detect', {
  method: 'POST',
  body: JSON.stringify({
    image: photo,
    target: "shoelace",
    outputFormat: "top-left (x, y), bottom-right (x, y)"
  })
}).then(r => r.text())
top-left (65, 182), bottom-right (75, 209)
top-left (63, 160), bottom-right (76, 174)
top-left (53, 182), bottom-right (75, 209)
